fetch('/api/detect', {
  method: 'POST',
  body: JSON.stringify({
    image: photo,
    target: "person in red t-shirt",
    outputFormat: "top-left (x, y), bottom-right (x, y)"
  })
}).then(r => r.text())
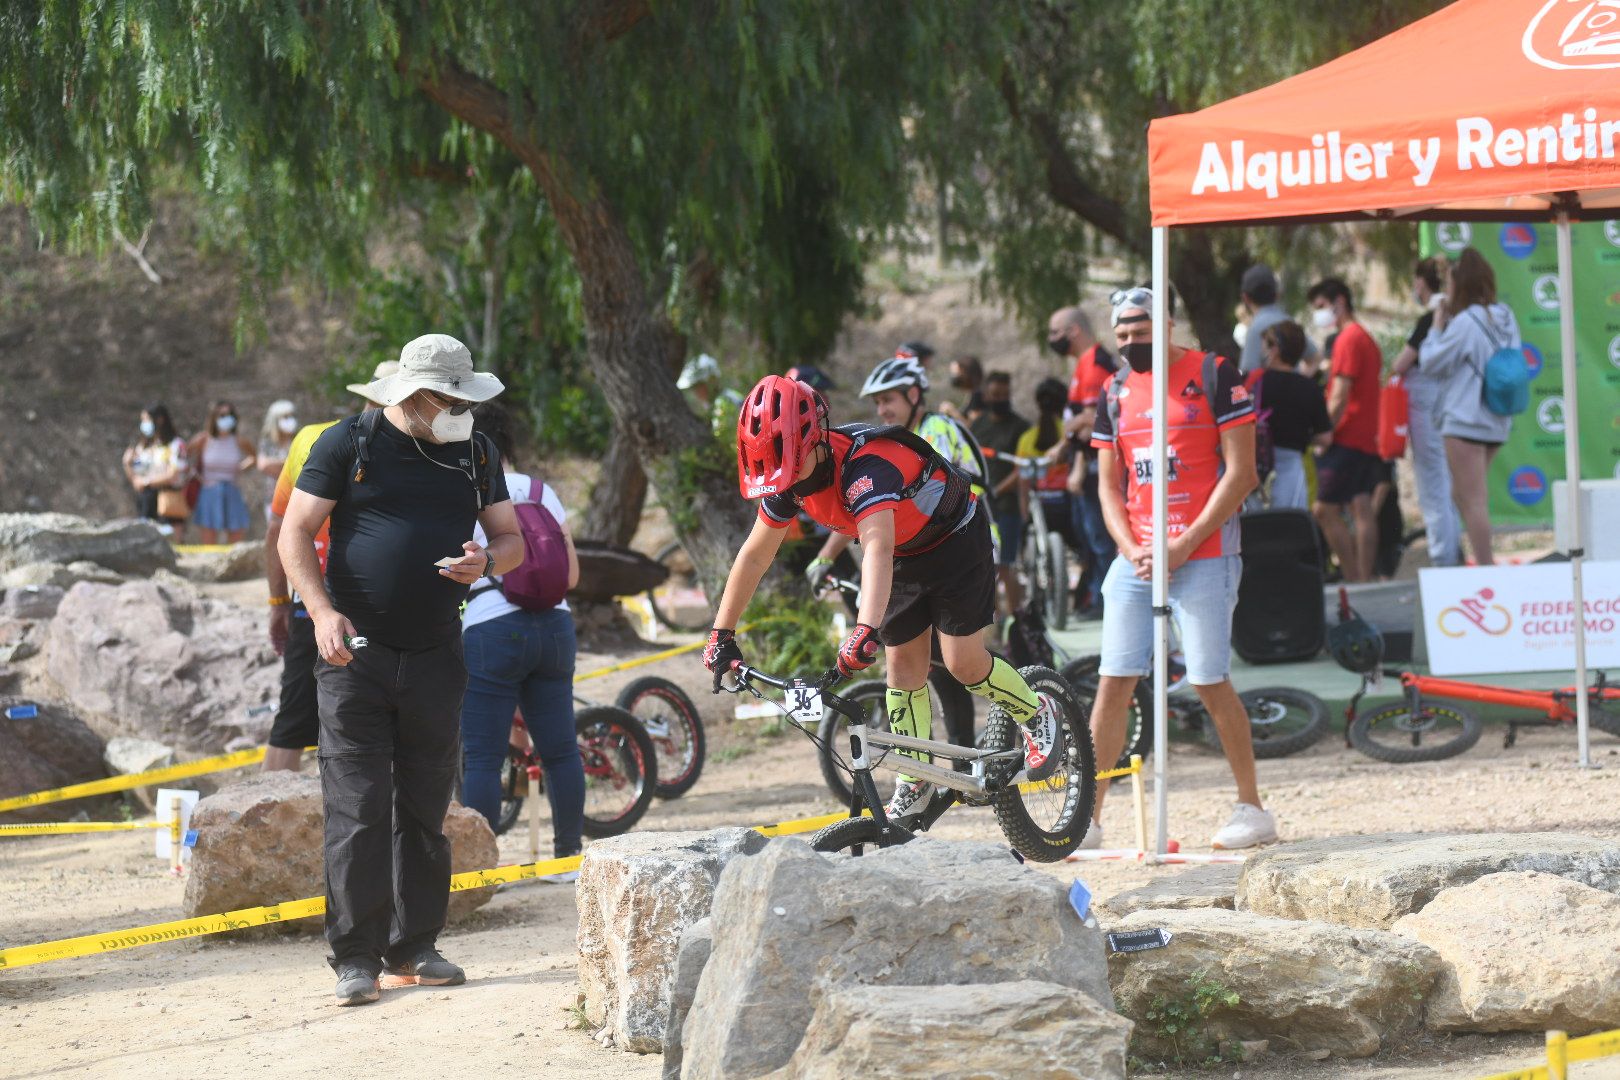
top-left (702, 375), bottom-right (1065, 824)
top-left (1307, 278), bottom-right (1383, 583)
top-left (1047, 305), bottom-right (1119, 612)
top-left (1087, 286), bottom-right (1275, 852)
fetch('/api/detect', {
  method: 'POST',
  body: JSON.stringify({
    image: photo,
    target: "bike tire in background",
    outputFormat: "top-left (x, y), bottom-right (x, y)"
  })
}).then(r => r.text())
top-left (646, 540), bottom-right (710, 633)
top-left (1047, 542), bottom-right (1069, 631)
top-left (1348, 700), bottom-right (1482, 763)
top-left (616, 675), bottom-right (706, 799)
top-left (1202, 687), bottom-right (1331, 759)
top-left (1060, 655), bottom-right (1152, 767)
top-left (578, 705), bottom-right (659, 837)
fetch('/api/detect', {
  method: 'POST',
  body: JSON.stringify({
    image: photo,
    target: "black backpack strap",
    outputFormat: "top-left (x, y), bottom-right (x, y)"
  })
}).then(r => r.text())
top-left (1103, 367), bottom-right (1128, 446)
top-left (350, 409), bottom-right (382, 483)
top-left (470, 430), bottom-right (495, 510)
top-left (834, 422), bottom-right (974, 554)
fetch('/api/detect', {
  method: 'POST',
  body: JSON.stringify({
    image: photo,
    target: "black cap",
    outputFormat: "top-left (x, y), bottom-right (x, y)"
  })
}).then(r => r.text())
top-left (1240, 265), bottom-right (1278, 304)
top-left (898, 340), bottom-right (935, 362)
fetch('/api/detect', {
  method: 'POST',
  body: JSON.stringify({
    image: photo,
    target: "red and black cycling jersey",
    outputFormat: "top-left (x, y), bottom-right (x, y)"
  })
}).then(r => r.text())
top-left (759, 426), bottom-right (976, 556)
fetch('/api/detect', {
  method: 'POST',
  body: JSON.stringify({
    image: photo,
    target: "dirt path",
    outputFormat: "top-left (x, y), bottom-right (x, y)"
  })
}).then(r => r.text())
top-left (5, 645), bottom-right (1620, 1080)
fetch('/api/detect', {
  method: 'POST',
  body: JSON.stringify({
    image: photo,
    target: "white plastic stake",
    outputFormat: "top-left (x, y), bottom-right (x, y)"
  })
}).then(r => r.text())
top-left (152, 788), bottom-right (199, 872)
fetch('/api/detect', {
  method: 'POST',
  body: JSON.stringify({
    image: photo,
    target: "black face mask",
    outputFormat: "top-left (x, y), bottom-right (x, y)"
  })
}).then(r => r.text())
top-left (1121, 342), bottom-right (1154, 374)
top-left (987, 399), bottom-right (1012, 417)
top-left (1046, 335), bottom-right (1070, 357)
top-left (790, 450), bottom-right (833, 498)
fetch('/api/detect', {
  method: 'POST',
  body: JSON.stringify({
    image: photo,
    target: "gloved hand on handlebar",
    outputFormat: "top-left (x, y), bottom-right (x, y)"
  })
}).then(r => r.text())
top-left (702, 628), bottom-right (744, 693)
top-left (836, 622), bottom-right (881, 678)
top-left (804, 557), bottom-right (834, 596)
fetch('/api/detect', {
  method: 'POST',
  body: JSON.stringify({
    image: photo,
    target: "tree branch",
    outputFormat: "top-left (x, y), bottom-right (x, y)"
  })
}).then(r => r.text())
top-left (112, 224), bottom-right (163, 284)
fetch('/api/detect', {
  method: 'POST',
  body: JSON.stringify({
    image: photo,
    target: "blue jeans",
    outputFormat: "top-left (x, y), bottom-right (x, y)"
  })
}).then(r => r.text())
top-left (1099, 554), bottom-right (1242, 685)
top-left (1070, 479), bottom-right (1117, 606)
top-left (460, 608), bottom-right (584, 857)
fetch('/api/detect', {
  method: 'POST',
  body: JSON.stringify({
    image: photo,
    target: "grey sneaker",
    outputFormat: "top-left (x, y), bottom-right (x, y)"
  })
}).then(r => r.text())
top-left (884, 777), bottom-right (935, 822)
top-left (1077, 819), bottom-right (1104, 850)
top-left (334, 965), bottom-right (380, 1006)
top-left (384, 948), bottom-right (465, 987)
top-left (1210, 803), bottom-right (1278, 850)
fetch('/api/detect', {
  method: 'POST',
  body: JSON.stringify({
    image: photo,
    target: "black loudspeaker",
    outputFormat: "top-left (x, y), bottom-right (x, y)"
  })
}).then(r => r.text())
top-left (1233, 510), bottom-right (1325, 664)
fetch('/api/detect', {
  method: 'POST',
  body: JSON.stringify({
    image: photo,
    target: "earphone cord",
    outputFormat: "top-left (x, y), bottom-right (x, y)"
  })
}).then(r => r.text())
top-left (406, 403), bottom-right (476, 486)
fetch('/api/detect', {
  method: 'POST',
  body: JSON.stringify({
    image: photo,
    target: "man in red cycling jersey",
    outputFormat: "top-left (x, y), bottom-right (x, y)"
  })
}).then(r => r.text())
top-left (703, 375), bottom-right (1060, 821)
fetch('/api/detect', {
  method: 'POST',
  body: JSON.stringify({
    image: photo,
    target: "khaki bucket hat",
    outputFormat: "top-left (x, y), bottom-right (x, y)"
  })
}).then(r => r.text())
top-left (359, 335), bottom-right (505, 406)
top-left (346, 360), bottom-right (400, 399)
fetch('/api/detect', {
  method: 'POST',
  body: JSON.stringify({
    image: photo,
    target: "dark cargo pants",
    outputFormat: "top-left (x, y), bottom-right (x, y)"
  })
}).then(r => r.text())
top-left (314, 636), bottom-right (467, 973)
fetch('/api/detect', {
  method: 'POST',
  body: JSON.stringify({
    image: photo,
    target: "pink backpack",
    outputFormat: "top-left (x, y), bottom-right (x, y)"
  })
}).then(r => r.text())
top-left (499, 477), bottom-right (570, 611)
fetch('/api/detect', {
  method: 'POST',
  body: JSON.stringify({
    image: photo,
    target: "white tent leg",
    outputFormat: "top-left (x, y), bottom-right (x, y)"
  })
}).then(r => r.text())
top-left (1151, 226), bottom-right (1171, 854)
top-left (1555, 212), bottom-right (1592, 768)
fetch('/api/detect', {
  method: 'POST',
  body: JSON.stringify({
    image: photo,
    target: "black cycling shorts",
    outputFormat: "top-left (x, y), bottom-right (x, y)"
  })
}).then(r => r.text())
top-left (268, 607), bottom-right (320, 750)
top-left (1315, 444), bottom-right (1382, 505)
top-left (879, 503), bottom-right (996, 647)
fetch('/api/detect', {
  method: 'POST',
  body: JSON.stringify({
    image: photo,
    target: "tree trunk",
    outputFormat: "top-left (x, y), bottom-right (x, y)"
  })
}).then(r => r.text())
top-left (1170, 232), bottom-right (1246, 354)
top-left (579, 436), bottom-right (648, 546)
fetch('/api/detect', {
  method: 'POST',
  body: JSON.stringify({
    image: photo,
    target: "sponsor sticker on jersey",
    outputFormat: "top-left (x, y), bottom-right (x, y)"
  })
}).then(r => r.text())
top-left (845, 476), bottom-right (874, 501)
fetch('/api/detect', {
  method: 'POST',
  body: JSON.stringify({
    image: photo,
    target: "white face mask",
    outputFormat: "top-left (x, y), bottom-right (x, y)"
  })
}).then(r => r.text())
top-left (411, 398), bottom-right (474, 444)
top-left (217, 414), bottom-right (237, 433)
top-left (1311, 306), bottom-right (1337, 331)
top-left (277, 415), bottom-right (299, 434)
top-left (139, 419), bottom-right (156, 438)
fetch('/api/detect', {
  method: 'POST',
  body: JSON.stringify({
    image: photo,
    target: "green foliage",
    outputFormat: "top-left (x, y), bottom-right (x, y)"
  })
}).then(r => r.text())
top-left (743, 594), bottom-right (839, 678)
top-left (1137, 969), bottom-right (1241, 1066)
top-left (659, 437), bottom-right (737, 538)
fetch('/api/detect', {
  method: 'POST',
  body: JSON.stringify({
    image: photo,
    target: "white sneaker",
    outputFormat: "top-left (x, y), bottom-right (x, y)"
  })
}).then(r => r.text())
top-left (1078, 820), bottom-right (1104, 850)
top-left (1020, 693), bottom-right (1061, 771)
top-left (1210, 803), bottom-right (1277, 850)
top-left (885, 777), bottom-right (935, 822)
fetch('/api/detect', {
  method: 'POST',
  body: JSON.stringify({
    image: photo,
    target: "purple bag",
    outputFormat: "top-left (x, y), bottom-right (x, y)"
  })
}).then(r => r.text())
top-left (499, 478), bottom-right (570, 611)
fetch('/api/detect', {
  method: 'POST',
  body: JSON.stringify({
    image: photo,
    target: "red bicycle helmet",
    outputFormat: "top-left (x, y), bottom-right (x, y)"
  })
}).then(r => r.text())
top-left (736, 375), bottom-right (827, 499)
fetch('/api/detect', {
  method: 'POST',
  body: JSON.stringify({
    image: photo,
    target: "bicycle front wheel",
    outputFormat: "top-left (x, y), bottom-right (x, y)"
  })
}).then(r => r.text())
top-left (1061, 655), bottom-right (1152, 768)
top-left (984, 665), bottom-right (1096, 862)
top-left (616, 676), bottom-right (705, 799)
top-left (1349, 700), bottom-right (1481, 763)
top-left (578, 706), bottom-right (659, 837)
top-left (1204, 688), bottom-right (1331, 759)
top-left (809, 815), bottom-right (912, 856)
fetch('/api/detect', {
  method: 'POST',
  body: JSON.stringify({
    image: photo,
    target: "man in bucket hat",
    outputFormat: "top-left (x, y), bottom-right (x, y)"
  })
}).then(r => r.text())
top-left (279, 334), bottom-right (525, 1006)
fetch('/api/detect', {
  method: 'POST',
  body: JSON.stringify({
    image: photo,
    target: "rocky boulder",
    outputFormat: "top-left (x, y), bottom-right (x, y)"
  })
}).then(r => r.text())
top-left (44, 580), bottom-right (280, 750)
top-left (1107, 907), bottom-right (1442, 1059)
top-left (678, 838), bottom-right (1112, 1079)
top-left (0, 697), bottom-right (112, 823)
top-left (661, 918), bottom-right (711, 1080)
top-left (175, 542), bottom-right (264, 584)
top-left (1, 561), bottom-right (125, 590)
top-left (1393, 871), bottom-right (1620, 1034)
top-left (183, 773), bottom-right (498, 930)
top-left (1, 584), bottom-right (63, 621)
top-left (1238, 832), bottom-right (1620, 929)
top-left (779, 981), bottom-right (1133, 1080)
top-left (0, 513), bottom-right (175, 576)
top-left (0, 615), bottom-right (41, 664)
top-left (1095, 863), bottom-right (1240, 922)
top-left (577, 828), bottom-right (769, 1053)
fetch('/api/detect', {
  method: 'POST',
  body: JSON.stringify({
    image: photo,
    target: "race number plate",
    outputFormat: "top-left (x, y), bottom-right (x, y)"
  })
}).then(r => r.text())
top-left (787, 684), bottom-right (823, 726)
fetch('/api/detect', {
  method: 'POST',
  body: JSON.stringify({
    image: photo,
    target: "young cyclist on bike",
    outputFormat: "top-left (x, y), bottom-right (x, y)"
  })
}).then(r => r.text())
top-left (703, 374), bottom-right (1060, 821)
top-left (802, 352), bottom-right (994, 588)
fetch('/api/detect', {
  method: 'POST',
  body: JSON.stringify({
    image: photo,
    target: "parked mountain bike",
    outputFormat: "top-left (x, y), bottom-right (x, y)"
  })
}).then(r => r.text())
top-left (1060, 653), bottom-right (1330, 762)
top-left (495, 705), bottom-right (658, 837)
top-left (987, 450), bottom-right (1070, 630)
top-left (615, 676), bottom-right (705, 798)
top-left (723, 661), bottom-right (1096, 862)
top-left (1329, 590), bottom-right (1620, 763)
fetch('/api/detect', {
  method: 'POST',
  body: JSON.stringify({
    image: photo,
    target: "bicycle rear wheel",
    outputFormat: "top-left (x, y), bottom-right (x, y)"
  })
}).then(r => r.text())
top-left (616, 676), bottom-right (706, 799)
top-left (646, 540), bottom-right (710, 633)
top-left (809, 815), bottom-right (913, 856)
top-left (984, 665), bottom-right (1096, 862)
top-left (1046, 540), bottom-right (1069, 631)
top-left (1349, 700), bottom-right (1481, 763)
top-left (1060, 655), bottom-right (1152, 767)
top-left (494, 751), bottom-right (525, 836)
top-left (1203, 688), bottom-right (1331, 759)
top-left (578, 706), bottom-right (659, 837)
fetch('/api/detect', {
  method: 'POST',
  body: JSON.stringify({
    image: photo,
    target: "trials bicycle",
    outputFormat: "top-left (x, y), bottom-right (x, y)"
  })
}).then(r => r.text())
top-left (722, 660), bottom-right (1096, 862)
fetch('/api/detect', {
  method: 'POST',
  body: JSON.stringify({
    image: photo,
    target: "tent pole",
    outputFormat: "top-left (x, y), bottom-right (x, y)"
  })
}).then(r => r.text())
top-left (1555, 211), bottom-right (1592, 768)
top-left (1151, 225), bottom-right (1171, 855)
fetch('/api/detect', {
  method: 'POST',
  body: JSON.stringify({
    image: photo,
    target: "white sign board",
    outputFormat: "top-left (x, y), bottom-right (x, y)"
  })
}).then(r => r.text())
top-left (1418, 562), bottom-right (1620, 675)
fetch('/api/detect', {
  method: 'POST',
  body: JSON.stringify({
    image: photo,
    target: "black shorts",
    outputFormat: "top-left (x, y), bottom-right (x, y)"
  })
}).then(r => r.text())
top-left (268, 606), bottom-right (320, 750)
top-left (1315, 444), bottom-right (1382, 505)
top-left (879, 505), bottom-right (996, 646)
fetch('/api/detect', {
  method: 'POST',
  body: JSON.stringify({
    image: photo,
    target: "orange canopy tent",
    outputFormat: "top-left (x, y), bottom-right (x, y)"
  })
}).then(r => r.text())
top-left (1135, 0), bottom-right (1618, 853)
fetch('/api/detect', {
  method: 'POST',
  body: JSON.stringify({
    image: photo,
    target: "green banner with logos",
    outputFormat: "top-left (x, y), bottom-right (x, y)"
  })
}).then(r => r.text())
top-left (1419, 221), bottom-right (1620, 526)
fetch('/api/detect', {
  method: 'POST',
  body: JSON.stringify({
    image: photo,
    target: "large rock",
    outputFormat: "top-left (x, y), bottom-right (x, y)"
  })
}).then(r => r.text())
top-left (183, 773), bottom-right (498, 930)
top-left (0, 513), bottom-right (176, 576)
top-left (577, 828), bottom-right (769, 1053)
top-left (1108, 908), bottom-right (1442, 1059)
top-left (1095, 863), bottom-right (1240, 922)
top-left (1393, 871), bottom-right (1620, 1034)
top-left (661, 918), bottom-right (712, 1080)
top-left (0, 697), bottom-right (112, 823)
top-left (44, 580), bottom-right (280, 750)
top-left (779, 981), bottom-right (1133, 1080)
top-left (1, 584), bottom-right (63, 620)
top-left (679, 838), bottom-right (1112, 1079)
top-left (1239, 832), bottom-right (1620, 929)
top-left (175, 542), bottom-right (263, 584)
top-left (1, 560), bottom-right (124, 590)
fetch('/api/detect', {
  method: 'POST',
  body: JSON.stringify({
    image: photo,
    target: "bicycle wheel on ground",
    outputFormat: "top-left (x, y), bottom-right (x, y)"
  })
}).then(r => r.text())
top-left (1203, 688), bottom-right (1331, 759)
top-left (616, 676), bottom-right (706, 799)
top-left (1590, 685), bottom-right (1620, 739)
top-left (494, 751), bottom-right (524, 836)
top-left (983, 665), bottom-right (1096, 862)
top-left (577, 705), bottom-right (659, 837)
top-left (809, 814), bottom-right (913, 856)
top-left (1348, 700), bottom-right (1482, 763)
top-left (817, 675), bottom-right (977, 806)
top-left (1047, 541), bottom-right (1069, 631)
top-left (646, 540), bottom-right (709, 633)
top-left (1060, 655), bottom-right (1152, 768)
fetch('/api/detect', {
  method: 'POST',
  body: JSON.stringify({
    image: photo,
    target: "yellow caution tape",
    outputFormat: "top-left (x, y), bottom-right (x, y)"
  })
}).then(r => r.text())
top-left (0, 821), bottom-right (169, 837)
top-left (1475, 1027), bottom-right (1620, 1080)
top-left (1094, 761), bottom-right (1142, 782)
top-left (171, 544), bottom-right (238, 554)
top-left (1569, 1027), bottom-right (1620, 1063)
top-left (0, 748), bottom-right (267, 813)
top-left (573, 621), bottom-right (754, 683)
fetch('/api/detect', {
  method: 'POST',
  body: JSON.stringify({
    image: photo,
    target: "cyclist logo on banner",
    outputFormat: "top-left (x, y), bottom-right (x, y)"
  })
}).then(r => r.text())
top-left (1523, 0), bottom-right (1620, 71)
top-left (1131, 446), bottom-right (1182, 484)
top-left (1438, 587), bottom-right (1514, 638)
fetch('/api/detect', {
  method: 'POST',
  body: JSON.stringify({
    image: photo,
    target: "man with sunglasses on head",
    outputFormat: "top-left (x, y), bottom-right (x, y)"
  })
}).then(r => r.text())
top-left (1085, 287), bottom-right (1277, 851)
top-left (279, 334), bottom-right (525, 1007)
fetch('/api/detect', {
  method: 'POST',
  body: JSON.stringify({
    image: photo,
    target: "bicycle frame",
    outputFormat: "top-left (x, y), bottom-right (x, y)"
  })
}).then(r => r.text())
top-left (1347, 666), bottom-right (1620, 747)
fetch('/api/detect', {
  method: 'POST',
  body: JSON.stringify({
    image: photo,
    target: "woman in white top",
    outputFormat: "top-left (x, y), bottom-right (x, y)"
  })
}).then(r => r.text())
top-left (121, 402), bottom-right (190, 534)
top-left (459, 406), bottom-right (584, 858)
top-left (257, 399), bottom-right (300, 520)
top-left (187, 400), bottom-right (257, 544)
top-left (1418, 248), bottom-right (1520, 566)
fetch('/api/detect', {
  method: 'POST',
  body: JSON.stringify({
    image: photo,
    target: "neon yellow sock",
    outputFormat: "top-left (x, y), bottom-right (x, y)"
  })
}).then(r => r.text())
top-left (964, 655), bottom-right (1040, 721)
top-left (884, 685), bottom-right (933, 783)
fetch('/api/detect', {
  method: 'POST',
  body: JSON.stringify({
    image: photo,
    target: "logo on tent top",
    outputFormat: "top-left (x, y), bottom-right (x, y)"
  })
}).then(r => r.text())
top-left (1524, 0), bottom-right (1620, 70)
top-left (1436, 223), bottom-right (1472, 255)
top-left (1537, 395), bottom-right (1566, 434)
top-left (1499, 223), bottom-right (1538, 259)
top-left (1533, 274), bottom-right (1562, 311)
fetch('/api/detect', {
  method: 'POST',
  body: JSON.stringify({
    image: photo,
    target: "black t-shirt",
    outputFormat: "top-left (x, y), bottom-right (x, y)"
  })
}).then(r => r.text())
top-left (970, 409), bottom-right (1030, 517)
top-left (1406, 311), bottom-right (1435, 369)
top-left (1255, 369), bottom-right (1332, 452)
top-left (297, 412), bottom-right (509, 650)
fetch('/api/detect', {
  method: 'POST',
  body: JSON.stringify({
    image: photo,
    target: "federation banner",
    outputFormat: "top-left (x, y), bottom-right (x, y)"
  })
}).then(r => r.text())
top-left (1420, 561), bottom-right (1620, 675)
